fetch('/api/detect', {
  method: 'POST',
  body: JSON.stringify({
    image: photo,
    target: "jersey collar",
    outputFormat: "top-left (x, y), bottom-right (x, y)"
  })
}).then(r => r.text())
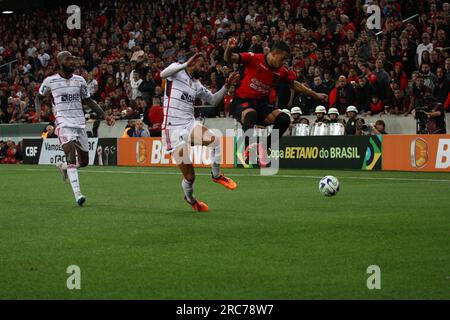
top-left (184, 69), bottom-right (194, 80)
top-left (58, 72), bottom-right (73, 80)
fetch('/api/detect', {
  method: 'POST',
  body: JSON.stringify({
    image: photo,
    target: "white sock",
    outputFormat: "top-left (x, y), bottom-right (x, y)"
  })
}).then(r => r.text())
top-left (182, 179), bottom-right (195, 203)
top-left (67, 166), bottom-right (82, 199)
top-left (210, 141), bottom-right (221, 178)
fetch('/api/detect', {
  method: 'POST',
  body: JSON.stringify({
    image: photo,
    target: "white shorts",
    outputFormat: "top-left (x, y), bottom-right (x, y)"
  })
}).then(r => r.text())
top-left (56, 127), bottom-right (89, 152)
top-left (162, 121), bottom-right (198, 153)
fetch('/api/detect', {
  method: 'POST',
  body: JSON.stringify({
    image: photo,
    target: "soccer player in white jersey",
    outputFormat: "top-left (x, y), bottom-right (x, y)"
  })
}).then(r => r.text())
top-left (160, 53), bottom-right (239, 212)
top-left (35, 51), bottom-right (115, 206)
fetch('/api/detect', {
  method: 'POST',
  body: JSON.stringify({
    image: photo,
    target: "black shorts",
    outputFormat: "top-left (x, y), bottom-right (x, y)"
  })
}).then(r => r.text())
top-left (231, 97), bottom-right (275, 126)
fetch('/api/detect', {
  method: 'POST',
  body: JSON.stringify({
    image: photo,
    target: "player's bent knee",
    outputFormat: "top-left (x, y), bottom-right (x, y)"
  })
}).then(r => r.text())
top-left (79, 160), bottom-right (88, 168)
top-left (206, 135), bottom-right (220, 147)
top-left (242, 111), bottom-right (257, 131)
top-left (274, 112), bottom-right (291, 129)
top-left (184, 173), bottom-right (195, 183)
top-left (66, 151), bottom-right (77, 165)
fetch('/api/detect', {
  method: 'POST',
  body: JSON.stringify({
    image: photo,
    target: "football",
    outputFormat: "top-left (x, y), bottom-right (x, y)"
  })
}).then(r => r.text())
top-left (319, 176), bottom-right (340, 196)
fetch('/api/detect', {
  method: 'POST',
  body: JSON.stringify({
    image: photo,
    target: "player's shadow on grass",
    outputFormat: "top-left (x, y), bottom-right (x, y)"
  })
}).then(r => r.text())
top-left (83, 202), bottom-right (217, 217)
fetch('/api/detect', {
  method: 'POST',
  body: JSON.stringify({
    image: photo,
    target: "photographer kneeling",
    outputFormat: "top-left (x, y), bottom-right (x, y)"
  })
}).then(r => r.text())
top-left (413, 89), bottom-right (447, 134)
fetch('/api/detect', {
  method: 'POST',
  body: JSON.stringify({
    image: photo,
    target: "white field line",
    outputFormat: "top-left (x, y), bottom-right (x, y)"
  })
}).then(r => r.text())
top-left (3, 167), bottom-right (450, 183)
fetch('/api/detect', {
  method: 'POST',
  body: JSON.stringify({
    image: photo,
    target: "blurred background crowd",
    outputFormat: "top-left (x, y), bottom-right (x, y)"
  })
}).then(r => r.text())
top-left (0, 139), bottom-right (22, 164)
top-left (0, 0), bottom-right (448, 130)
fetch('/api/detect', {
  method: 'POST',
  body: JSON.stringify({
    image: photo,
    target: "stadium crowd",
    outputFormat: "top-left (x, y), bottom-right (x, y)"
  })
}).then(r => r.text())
top-left (0, 0), bottom-right (449, 130)
top-left (0, 140), bottom-right (23, 164)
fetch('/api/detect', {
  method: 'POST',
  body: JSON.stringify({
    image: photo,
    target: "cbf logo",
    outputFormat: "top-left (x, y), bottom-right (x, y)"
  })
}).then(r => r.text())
top-left (61, 93), bottom-right (81, 102)
top-left (180, 91), bottom-right (195, 104)
top-left (366, 5), bottom-right (381, 30)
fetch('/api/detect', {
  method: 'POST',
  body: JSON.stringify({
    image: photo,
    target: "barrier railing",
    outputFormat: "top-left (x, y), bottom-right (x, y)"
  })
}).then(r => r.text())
top-left (375, 14), bottom-right (420, 37)
top-left (0, 59), bottom-right (18, 78)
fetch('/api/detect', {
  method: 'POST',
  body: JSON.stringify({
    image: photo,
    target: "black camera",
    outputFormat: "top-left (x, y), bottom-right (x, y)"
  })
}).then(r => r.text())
top-left (357, 118), bottom-right (369, 133)
top-left (415, 95), bottom-right (434, 134)
top-left (415, 105), bottom-right (428, 120)
top-left (415, 106), bottom-right (428, 134)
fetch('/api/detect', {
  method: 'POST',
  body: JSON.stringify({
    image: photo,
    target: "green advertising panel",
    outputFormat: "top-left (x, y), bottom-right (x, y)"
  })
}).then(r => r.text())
top-left (235, 135), bottom-right (382, 170)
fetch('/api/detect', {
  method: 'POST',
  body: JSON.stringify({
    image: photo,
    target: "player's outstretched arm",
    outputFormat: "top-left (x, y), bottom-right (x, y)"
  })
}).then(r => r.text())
top-left (224, 38), bottom-right (240, 64)
top-left (83, 98), bottom-right (115, 126)
top-left (160, 53), bottom-right (202, 79)
top-left (292, 80), bottom-right (328, 102)
top-left (197, 85), bottom-right (226, 107)
top-left (197, 72), bottom-right (239, 107)
top-left (160, 62), bottom-right (187, 79)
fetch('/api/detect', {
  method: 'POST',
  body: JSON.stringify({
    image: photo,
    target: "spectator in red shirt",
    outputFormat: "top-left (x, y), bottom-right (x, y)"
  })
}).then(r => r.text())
top-left (102, 76), bottom-right (117, 100)
top-left (367, 95), bottom-right (384, 116)
top-left (223, 85), bottom-right (235, 117)
top-left (200, 36), bottom-right (215, 57)
top-left (393, 62), bottom-right (408, 91)
top-left (144, 97), bottom-right (164, 137)
top-left (329, 75), bottom-right (355, 114)
top-left (340, 14), bottom-right (356, 33)
top-left (347, 67), bottom-right (359, 84)
top-left (2, 140), bottom-right (20, 164)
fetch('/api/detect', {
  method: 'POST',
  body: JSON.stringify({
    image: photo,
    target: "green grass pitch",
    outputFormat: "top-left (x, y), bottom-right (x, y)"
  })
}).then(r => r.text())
top-left (0, 165), bottom-right (449, 299)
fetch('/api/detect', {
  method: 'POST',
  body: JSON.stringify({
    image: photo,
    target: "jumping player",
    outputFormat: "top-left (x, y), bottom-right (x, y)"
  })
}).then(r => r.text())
top-left (224, 39), bottom-right (328, 157)
top-left (160, 53), bottom-right (239, 212)
top-left (35, 51), bottom-right (115, 206)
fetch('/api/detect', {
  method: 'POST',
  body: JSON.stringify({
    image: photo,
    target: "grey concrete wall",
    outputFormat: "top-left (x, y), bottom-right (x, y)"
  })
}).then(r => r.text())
top-left (1, 114), bottom-right (449, 142)
top-left (86, 114), bottom-right (449, 137)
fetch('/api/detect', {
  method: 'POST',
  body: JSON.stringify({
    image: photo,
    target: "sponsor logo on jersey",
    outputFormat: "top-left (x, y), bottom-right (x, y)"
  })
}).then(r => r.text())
top-left (61, 93), bottom-right (81, 102)
top-left (180, 91), bottom-right (195, 104)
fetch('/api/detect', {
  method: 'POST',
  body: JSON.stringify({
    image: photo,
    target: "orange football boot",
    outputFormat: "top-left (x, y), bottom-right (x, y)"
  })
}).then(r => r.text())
top-left (185, 197), bottom-right (209, 212)
top-left (212, 173), bottom-right (238, 190)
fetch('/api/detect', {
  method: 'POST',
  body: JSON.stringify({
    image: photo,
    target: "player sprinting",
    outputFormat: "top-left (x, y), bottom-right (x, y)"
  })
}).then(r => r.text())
top-left (35, 51), bottom-right (115, 206)
top-left (224, 39), bottom-right (328, 161)
top-left (160, 53), bottom-right (239, 212)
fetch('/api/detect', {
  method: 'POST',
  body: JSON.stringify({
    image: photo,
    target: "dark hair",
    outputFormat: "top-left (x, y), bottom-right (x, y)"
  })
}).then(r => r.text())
top-left (375, 120), bottom-right (385, 128)
top-left (185, 51), bottom-right (206, 64)
top-left (271, 41), bottom-right (291, 55)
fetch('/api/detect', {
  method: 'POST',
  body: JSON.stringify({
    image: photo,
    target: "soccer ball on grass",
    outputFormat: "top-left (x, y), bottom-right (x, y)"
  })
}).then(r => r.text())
top-left (319, 175), bottom-right (340, 197)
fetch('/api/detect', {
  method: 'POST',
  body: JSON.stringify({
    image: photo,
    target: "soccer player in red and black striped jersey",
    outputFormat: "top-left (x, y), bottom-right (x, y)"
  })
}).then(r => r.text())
top-left (224, 39), bottom-right (328, 160)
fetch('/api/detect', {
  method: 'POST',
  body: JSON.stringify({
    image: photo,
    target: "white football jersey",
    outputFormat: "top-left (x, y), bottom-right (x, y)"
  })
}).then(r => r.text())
top-left (39, 73), bottom-right (90, 128)
top-left (162, 63), bottom-right (214, 129)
